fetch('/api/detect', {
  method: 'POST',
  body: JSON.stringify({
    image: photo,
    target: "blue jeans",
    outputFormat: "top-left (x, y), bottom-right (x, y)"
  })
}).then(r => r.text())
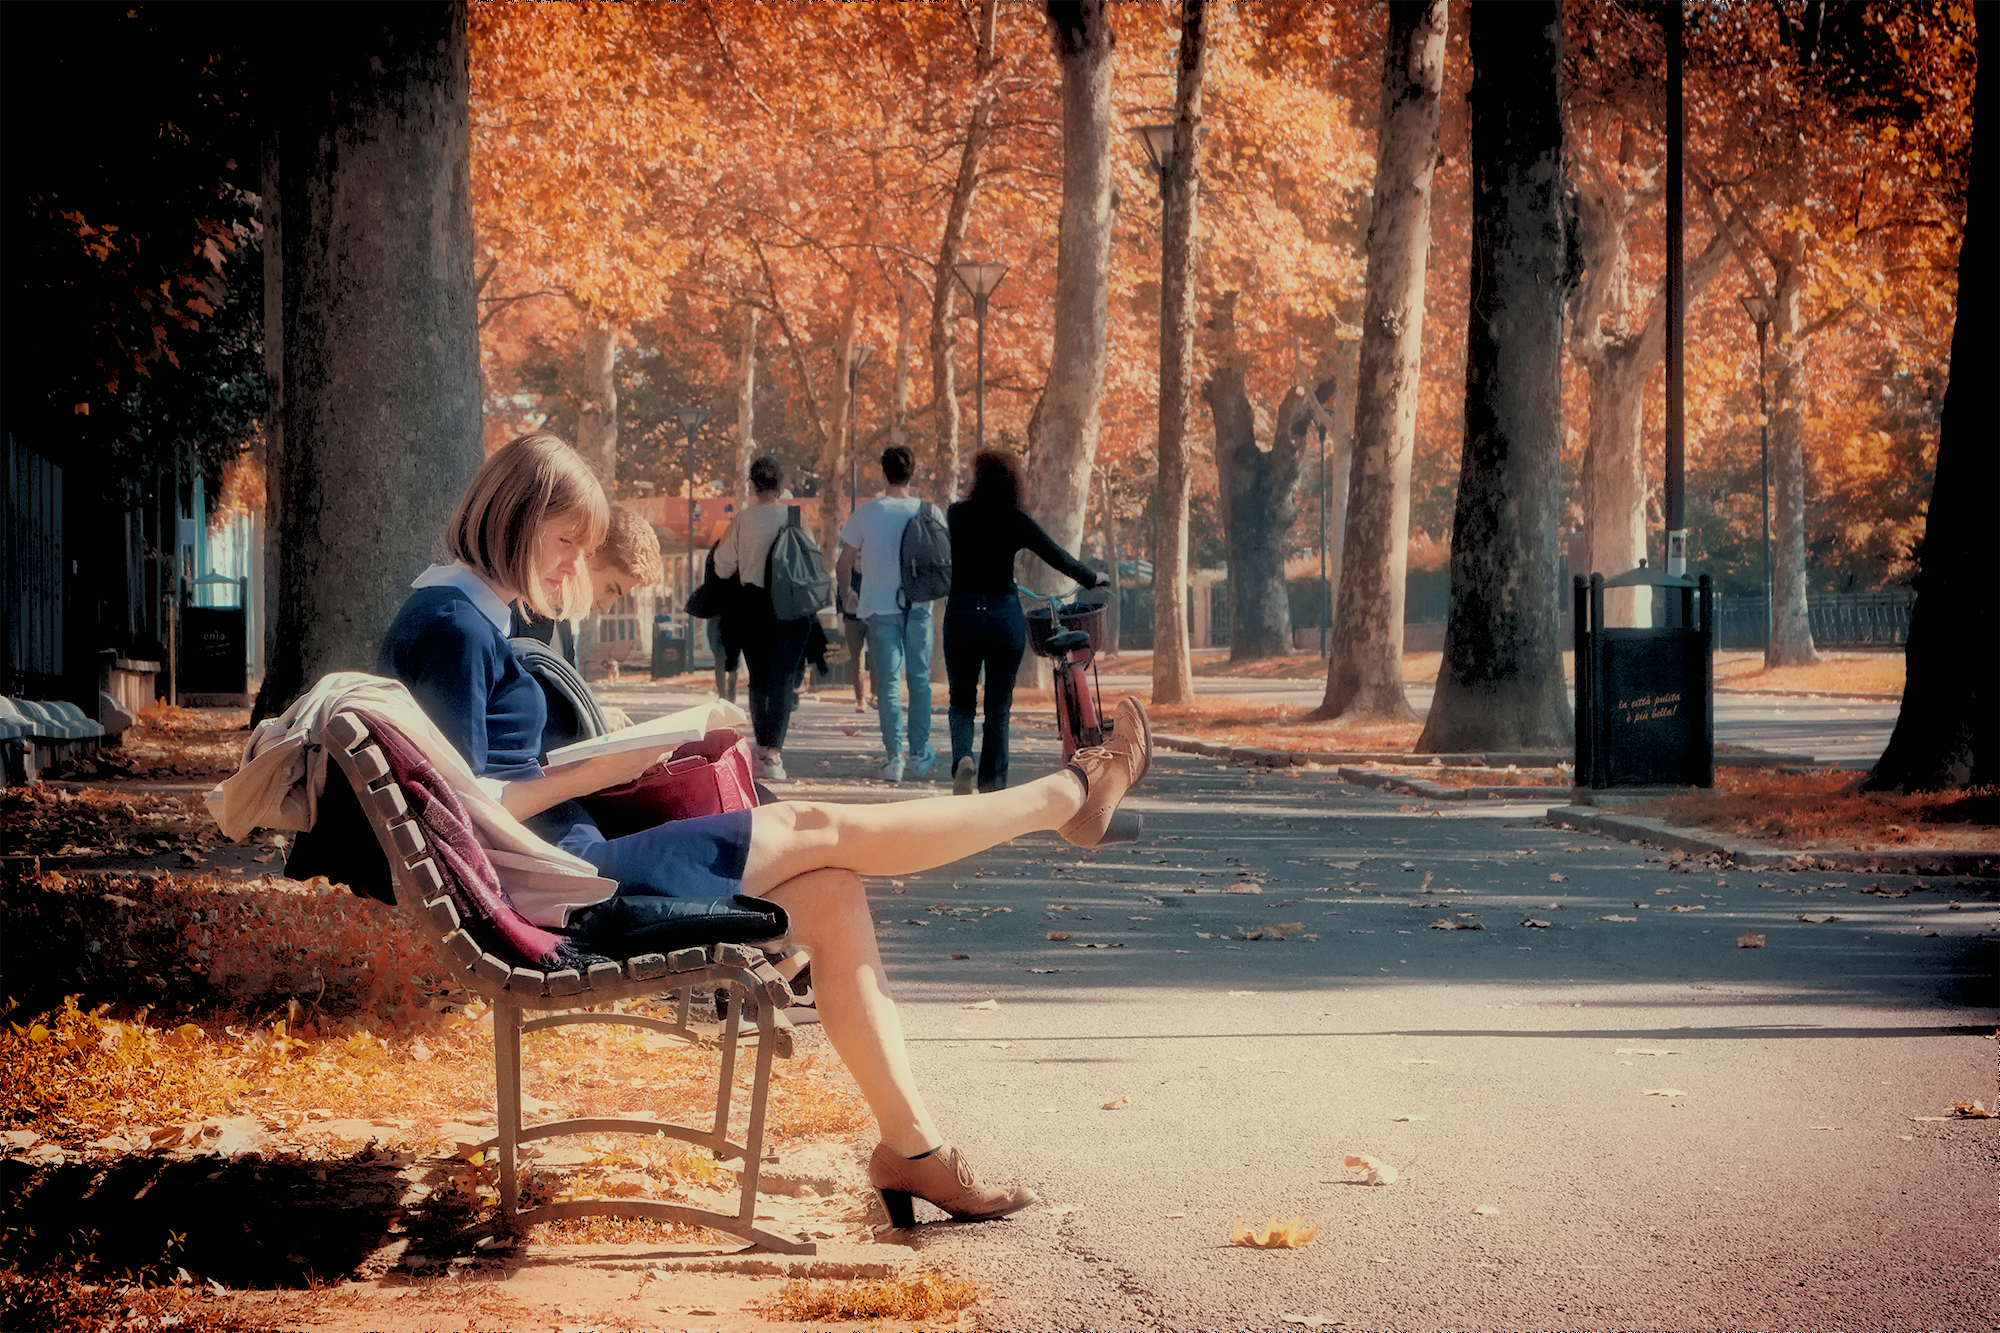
top-left (866, 606), bottom-right (934, 759)
top-left (943, 594), bottom-right (1028, 790)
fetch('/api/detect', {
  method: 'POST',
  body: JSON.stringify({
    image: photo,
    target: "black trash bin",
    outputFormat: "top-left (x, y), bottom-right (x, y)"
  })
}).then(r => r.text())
top-left (1574, 566), bottom-right (1715, 789)
top-left (651, 614), bottom-right (685, 679)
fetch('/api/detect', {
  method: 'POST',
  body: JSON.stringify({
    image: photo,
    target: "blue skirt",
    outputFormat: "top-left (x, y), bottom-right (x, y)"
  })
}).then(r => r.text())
top-left (538, 807), bottom-right (774, 954)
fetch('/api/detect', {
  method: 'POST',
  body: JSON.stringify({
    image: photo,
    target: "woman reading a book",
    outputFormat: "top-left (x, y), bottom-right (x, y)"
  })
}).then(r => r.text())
top-left (378, 432), bottom-right (1151, 1228)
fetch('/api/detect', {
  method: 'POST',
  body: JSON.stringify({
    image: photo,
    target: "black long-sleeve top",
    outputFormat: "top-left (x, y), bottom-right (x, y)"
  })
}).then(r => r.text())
top-left (946, 500), bottom-right (1099, 595)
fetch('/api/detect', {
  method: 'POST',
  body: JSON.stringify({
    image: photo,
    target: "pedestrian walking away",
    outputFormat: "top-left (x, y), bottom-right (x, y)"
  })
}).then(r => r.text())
top-left (944, 447), bottom-right (1107, 794)
top-left (713, 455), bottom-right (810, 781)
top-left (837, 444), bottom-right (946, 783)
top-left (376, 430), bottom-right (1155, 1227)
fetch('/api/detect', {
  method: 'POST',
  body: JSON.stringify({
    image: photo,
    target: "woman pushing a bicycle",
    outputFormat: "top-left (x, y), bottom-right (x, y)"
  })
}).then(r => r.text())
top-left (943, 448), bottom-right (1110, 795)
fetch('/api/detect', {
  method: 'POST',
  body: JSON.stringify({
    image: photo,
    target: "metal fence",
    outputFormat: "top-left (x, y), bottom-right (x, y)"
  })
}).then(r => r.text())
top-left (1716, 591), bottom-right (1914, 650)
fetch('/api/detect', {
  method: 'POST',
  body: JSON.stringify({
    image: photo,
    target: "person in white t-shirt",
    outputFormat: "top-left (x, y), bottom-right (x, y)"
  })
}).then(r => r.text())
top-left (836, 446), bottom-right (939, 783)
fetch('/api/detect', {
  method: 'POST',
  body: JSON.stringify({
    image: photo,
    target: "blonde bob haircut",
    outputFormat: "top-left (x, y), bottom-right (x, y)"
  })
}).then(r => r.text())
top-left (446, 432), bottom-right (608, 620)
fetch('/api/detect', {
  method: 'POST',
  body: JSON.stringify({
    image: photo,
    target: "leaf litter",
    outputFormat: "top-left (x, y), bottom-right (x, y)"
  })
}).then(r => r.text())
top-left (1231, 1214), bottom-right (1322, 1248)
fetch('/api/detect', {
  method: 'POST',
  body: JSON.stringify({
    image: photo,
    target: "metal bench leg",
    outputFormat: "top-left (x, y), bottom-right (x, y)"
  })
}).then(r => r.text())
top-left (736, 993), bottom-right (781, 1230)
top-left (712, 981), bottom-right (741, 1155)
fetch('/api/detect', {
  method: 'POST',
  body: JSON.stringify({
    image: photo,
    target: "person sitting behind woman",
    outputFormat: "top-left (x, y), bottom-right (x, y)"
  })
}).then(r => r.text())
top-left (944, 447), bottom-right (1108, 795)
top-left (509, 505), bottom-right (665, 668)
top-left (378, 432), bottom-right (1153, 1226)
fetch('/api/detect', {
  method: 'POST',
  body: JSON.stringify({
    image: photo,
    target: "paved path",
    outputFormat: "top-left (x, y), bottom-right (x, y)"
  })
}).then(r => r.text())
top-left (596, 683), bottom-right (1997, 1332)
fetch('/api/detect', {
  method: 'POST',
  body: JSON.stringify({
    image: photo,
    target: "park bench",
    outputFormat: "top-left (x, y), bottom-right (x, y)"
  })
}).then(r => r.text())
top-left (312, 707), bottom-right (815, 1253)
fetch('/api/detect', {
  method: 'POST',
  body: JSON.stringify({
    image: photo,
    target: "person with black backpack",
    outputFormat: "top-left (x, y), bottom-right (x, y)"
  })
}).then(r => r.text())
top-left (835, 445), bottom-right (950, 783)
top-left (945, 448), bottom-right (1108, 794)
top-left (715, 455), bottom-right (827, 781)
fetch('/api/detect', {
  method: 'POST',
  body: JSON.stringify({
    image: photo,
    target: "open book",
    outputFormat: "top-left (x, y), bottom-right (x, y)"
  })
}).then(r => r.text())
top-left (545, 699), bottom-right (750, 766)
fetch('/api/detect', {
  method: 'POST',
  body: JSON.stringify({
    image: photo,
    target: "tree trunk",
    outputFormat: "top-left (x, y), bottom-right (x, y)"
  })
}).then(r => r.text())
top-left (1022, 0), bottom-right (1115, 587)
top-left (890, 277), bottom-right (913, 450)
top-left (927, 0), bottom-right (1000, 502)
top-left (1322, 332), bottom-right (1359, 635)
top-left (1864, 15), bottom-right (1995, 793)
top-left (821, 301), bottom-right (860, 569)
top-left (734, 306), bottom-right (757, 498)
top-left (254, 130), bottom-right (284, 720)
top-left (262, 3), bottom-right (482, 716)
top-left (576, 314), bottom-right (619, 487)
top-left (1415, 1), bottom-right (1571, 754)
top-left (1206, 294), bottom-right (1310, 660)
top-left (1312, 0), bottom-right (1446, 722)
top-left (1149, 0), bottom-right (1211, 707)
top-left (1765, 230), bottom-right (1821, 666)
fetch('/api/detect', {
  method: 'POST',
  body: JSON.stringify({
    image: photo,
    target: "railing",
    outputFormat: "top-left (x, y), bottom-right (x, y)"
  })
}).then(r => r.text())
top-left (1716, 591), bottom-right (1914, 650)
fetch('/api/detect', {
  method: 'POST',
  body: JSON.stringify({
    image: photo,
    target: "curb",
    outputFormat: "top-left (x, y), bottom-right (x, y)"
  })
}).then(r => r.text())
top-left (1151, 733), bottom-right (1569, 772)
top-left (1541, 804), bottom-right (2000, 877)
top-left (1336, 767), bottom-right (1566, 803)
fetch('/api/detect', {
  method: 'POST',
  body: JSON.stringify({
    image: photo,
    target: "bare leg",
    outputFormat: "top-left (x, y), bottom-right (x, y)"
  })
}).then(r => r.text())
top-left (740, 770), bottom-right (1084, 895)
top-left (758, 867), bottom-right (937, 1155)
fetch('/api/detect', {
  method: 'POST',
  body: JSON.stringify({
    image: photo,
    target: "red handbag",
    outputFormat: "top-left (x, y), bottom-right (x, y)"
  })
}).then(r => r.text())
top-left (578, 729), bottom-right (760, 838)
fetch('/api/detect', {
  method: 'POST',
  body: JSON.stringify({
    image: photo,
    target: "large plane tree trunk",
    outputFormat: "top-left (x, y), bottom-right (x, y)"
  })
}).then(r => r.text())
top-left (1416, 1), bottom-right (1572, 754)
top-left (1206, 293), bottom-right (1312, 660)
top-left (1865, 16), bottom-right (1996, 794)
top-left (262, 3), bottom-right (482, 716)
top-left (1311, 0), bottom-right (1447, 722)
top-left (1022, 0), bottom-right (1115, 585)
top-left (927, 0), bottom-right (1000, 502)
top-left (1149, 0), bottom-right (1211, 708)
top-left (576, 314), bottom-right (619, 486)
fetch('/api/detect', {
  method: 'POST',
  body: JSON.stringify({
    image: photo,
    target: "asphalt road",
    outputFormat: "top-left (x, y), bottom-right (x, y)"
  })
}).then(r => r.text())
top-left (597, 682), bottom-right (1997, 1333)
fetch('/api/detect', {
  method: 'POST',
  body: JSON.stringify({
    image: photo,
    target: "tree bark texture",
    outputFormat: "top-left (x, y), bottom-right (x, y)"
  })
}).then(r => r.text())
top-left (1567, 127), bottom-right (1731, 628)
top-left (263, 2), bottom-right (482, 716)
top-left (256, 131), bottom-right (285, 714)
top-left (1322, 333), bottom-right (1360, 635)
top-left (1205, 293), bottom-right (1313, 659)
top-left (822, 301), bottom-right (860, 568)
top-left (1764, 226), bottom-right (1821, 666)
top-left (1864, 14), bottom-right (1996, 793)
top-left (1022, 0), bottom-right (1116, 594)
top-left (1415, 2), bottom-right (1572, 754)
top-left (1313, 0), bottom-right (1446, 722)
top-left (1149, 0), bottom-right (1211, 707)
top-left (576, 315), bottom-right (619, 486)
top-left (735, 306), bottom-right (757, 498)
top-left (928, 0), bottom-right (1000, 502)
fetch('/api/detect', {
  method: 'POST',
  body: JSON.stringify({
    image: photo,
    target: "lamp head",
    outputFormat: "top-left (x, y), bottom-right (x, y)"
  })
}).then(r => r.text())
top-left (1133, 123), bottom-right (1177, 174)
top-left (676, 408), bottom-right (711, 434)
top-left (851, 344), bottom-right (875, 373)
top-left (952, 260), bottom-right (1010, 300)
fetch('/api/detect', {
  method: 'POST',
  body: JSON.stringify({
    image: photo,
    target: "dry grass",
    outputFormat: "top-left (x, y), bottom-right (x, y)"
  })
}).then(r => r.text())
top-left (1619, 769), bottom-right (1997, 850)
top-left (1144, 698), bottom-right (1425, 754)
top-left (759, 1269), bottom-right (984, 1323)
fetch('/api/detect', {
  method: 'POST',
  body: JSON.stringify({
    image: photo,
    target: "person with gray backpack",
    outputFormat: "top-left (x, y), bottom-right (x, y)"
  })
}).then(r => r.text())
top-left (715, 455), bottom-right (825, 781)
top-left (836, 445), bottom-right (949, 783)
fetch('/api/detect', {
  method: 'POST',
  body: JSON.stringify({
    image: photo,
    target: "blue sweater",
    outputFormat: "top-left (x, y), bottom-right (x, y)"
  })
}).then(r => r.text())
top-left (378, 586), bottom-right (546, 781)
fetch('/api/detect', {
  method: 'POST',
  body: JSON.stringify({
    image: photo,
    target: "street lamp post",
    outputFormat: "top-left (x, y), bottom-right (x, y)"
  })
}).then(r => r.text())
top-left (675, 408), bottom-right (711, 600)
top-left (1739, 295), bottom-right (1774, 654)
top-left (1132, 123), bottom-right (1179, 400)
top-left (951, 261), bottom-right (1008, 455)
top-left (1318, 419), bottom-right (1330, 657)
top-left (844, 342), bottom-right (876, 512)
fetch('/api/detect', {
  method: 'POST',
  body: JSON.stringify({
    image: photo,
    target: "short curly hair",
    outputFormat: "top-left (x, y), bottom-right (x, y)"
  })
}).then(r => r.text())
top-left (593, 505), bottom-right (665, 590)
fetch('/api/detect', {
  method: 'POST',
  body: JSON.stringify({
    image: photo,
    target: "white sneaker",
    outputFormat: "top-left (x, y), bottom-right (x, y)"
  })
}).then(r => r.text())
top-left (876, 756), bottom-right (905, 783)
top-left (754, 753), bottom-right (788, 781)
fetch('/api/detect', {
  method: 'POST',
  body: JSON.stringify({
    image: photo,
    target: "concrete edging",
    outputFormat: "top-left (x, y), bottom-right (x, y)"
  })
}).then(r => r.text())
top-left (1542, 804), bottom-right (2000, 876)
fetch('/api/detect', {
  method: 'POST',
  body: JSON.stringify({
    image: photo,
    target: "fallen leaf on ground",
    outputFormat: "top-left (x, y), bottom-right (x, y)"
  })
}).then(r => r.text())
top-left (1666, 904), bottom-right (1706, 912)
top-left (1241, 922), bottom-right (1305, 941)
top-left (1521, 918), bottom-right (1551, 929)
top-left (960, 999), bottom-right (1000, 1011)
top-left (1224, 883), bottom-right (1264, 895)
top-left (1102, 1094), bottom-right (1130, 1110)
top-left (950, 953), bottom-right (971, 960)
top-left (1281, 1317), bottom-right (1343, 1329)
top-left (1232, 1214), bottom-right (1321, 1248)
top-left (1640, 1088), bottom-right (1686, 1097)
top-left (1472, 1204), bottom-right (1501, 1216)
top-left (1953, 1100), bottom-right (1994, 1118)
top-left (1045, 931), bottom-right (1073, 942)
top-left (1737, 931), bottom-right (1767, 948)
top-left (1598, 914), bottom-right (1637, 922)
top-left (1548, 873), bottom-right (1568, 882)
top-left (1343, 1153), bottom-right (1398, 1186)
